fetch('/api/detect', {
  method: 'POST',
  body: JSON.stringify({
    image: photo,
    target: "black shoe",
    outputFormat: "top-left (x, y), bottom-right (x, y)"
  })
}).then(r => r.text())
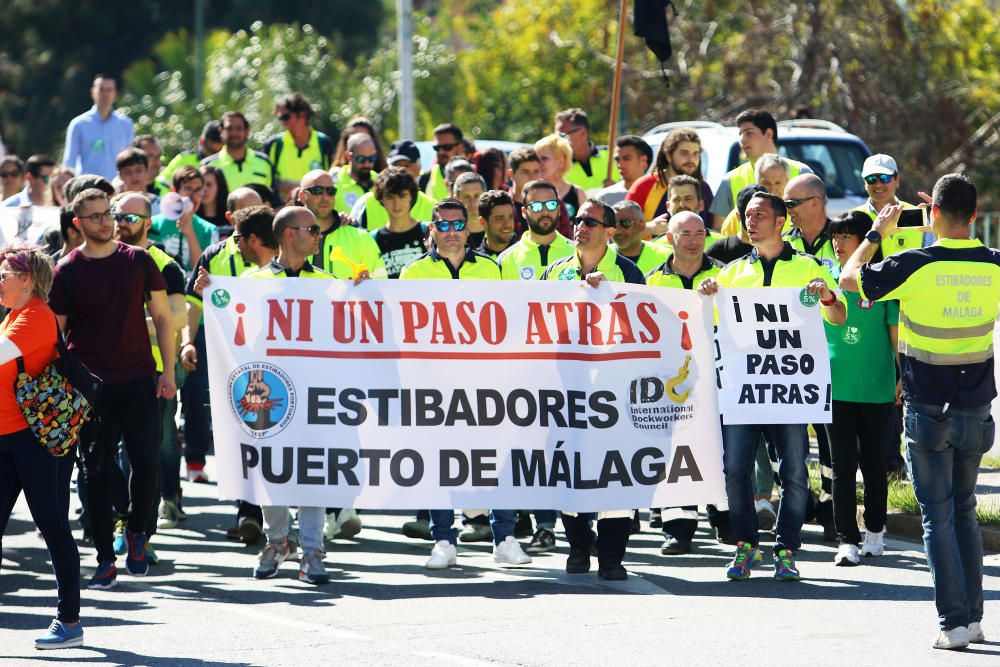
top-left (660, 537), bottom-right (691, 555)
top-left (566, 548), bottom-right (591, 574)
top-left (598, 564), bottom-right (628, 580)
top-left (716, 525), bottom-right (735, 546)
top-left (630, 510), bottom-right (641, 535)
top-left (649, 508), bottom-right (663, 529)
top-left (238, 516), bottom-right (263, 545)
top-left (514, 511), bottom-right (533, 539)
top-left (821, 522), bottom-right (837, 542)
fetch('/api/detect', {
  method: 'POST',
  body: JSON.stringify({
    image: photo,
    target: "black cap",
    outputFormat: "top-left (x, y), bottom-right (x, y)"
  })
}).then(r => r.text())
top-left (388, 140), bottom-right (420, 165)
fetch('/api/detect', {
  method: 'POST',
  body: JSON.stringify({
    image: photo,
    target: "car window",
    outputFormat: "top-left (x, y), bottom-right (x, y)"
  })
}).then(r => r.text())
top-left (778, 140), bottom-right (869, 199)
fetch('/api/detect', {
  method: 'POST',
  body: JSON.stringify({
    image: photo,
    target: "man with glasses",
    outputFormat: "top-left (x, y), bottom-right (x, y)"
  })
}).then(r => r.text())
top-left (542, 199), bottom-right (642, 579)
top-left (331, 133), bottom-right (378, 216)
top-left (242, 206), bottom-right (336, 585)
top-left (0, 155), bottom-right (25, 202)
top-left (3, 154), bottom-right (55, 208)
top-left (298, 169), bottom-right (385, 280)
top-left (612, 199), bottom-right (670, 275)
top-left (699, 192), bottom-right (846, 583)
top-left (63, 74), bottom-right (135, 180)
top-left (49, 188), bottom-right (176, 589)
top-left (398, 199), bottom-right (532, 570)
top-left (112, 192), bottom-right (186, 540)
top-left (554, 108), bottom-right (619, 191)
top-left (202, 111), bottom-right (273, 196)
top-left (264, 93), bottom-right (334, 204)
top-left (419, 123), bottom-right (465, 200)
top-left (499, 180), bottom-right (575, 281)
top-left (852, 153), bottom-right (927, 258)
top-left (784, 173), bottom-right (836, 269)
top-left (149, 166), bottom-right (220, 271)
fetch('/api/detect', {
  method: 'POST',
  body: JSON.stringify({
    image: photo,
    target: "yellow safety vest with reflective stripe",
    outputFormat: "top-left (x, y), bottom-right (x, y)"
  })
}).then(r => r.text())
top-left (857, 238), bottom-right (1000, 407)
top-left (400, 248), bottom-right (501, 280)
top-left (717, 241), bottom-right (846, 321)
top-left (646, 255), bottom-right (724, 290)
top-left (852, 199), bottom-right (929, 258)
top-left (727, 157), bottom-right (808, 205)
top-left (614, 240), bottom-right (672, 276)
top-left (541, 247), bottom-right (645, 284)
top-left (424, 165), bottom-right (449, 200)
top-left (311, 222), bottom-right (388, 280)
top-left (498, 232), bottom-right (576, 280)
top-left (783, 223), bottom-right (838, 273)
top-left (566, 147), bottom-right (620, 192)
top-left (147, 245), bottom-right (180, 374)
top-left (186, 236), bottom-right (248, 308)
top-left (202, 147), bottom-right (272, 191)
top-left (266, 129), bottom-right (333, 190)
top-left (244, 260), bottom-right (335, 280)
top-left (331, 164), bottom-right (377, 216)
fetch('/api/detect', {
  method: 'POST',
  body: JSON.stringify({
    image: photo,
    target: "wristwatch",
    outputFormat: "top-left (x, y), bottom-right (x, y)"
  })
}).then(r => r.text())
top-left (865, 229), bottom-right (882, 244)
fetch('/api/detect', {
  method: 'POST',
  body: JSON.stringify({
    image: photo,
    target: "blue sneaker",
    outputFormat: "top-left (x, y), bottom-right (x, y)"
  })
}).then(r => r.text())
top-left (35, 620), bottom-right (84, 650)
top-left (87, 562), bottom-right (117, 590)
top-left (145, 541), bottom-right (159, 566)
top-left (726, 541), bottom-right (760, 581)
top-left (113, 519), bottom-right (127, 555)
top-left (773, 548), bottom-right (801, 581)
top-left (125, 531), bottom-right (149, 576)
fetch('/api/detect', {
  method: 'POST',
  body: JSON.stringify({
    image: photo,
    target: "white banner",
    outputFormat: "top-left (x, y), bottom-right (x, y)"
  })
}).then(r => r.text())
top-left (716, 287), bottom-right (833, 425)
top-left (203, 277), bottom-right (726, 512)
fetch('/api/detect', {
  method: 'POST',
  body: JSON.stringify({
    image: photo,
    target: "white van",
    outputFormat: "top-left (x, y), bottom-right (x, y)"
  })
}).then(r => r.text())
top-left (642, 120), bottom-right (872, 216)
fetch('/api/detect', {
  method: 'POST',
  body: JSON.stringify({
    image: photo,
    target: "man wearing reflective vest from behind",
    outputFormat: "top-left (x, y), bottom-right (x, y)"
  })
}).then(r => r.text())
top-left (699, 192), bottom-right (846, 583)
top-left (840, 173), bottom-right (999, 651)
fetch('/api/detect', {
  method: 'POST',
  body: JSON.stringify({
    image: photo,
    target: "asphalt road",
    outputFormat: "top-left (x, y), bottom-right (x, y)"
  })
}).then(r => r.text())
top-left (2, 459), bottom-right (1000, 666)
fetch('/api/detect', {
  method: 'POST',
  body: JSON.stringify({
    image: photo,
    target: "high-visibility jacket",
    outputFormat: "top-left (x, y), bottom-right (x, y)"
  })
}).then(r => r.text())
top-left (565, 144), bottom-right (620, 192)
top-left (202, 147), bottom-right (272, 192)
top-left (310, 221), bottom-right (388, 280)
top-left (400, 247), bottom-right (501, 280)
top-left (852, 198), bottom-right (930, 258)
top-left (726, 157), bottom-right (809, 205)
top-left (614, 241), bottom-right (672, 276)
top-left (244, 259), bottom-right (334, 280)
top-left (351, 191), bottom-right (437, 231)
top-left (783, 220), bottom-right (837, 272)
top-left (858, 238), bottom-right (1000, 408)
top-left (541, 246), bottom-right (645, 284)
top-left (646, 254), bottom-right (724, 290)
top-left (330, 164), bottom-right (377, 215)
top-left (498, 232), bottom-right (576, 280)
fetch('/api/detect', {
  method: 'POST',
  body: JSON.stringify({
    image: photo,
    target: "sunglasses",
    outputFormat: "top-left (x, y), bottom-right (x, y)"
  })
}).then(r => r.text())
top-left (433, 142), bottom-right (459, 152)
top-left (433, 219), bottom-right (467, 232)
top-left (113, 213), bottom-right (148, 224)
top-left (289, 224), bottom-right (321, 236)
top-left (558, 127), bottom-right (584, 139)
top-left (864, 173), bottom-right (895, 185)
top-left (617, 219), bottom-right (642, 229)
top-left (0, 171), bottom-right (20, 178)
top-left (574, 216), bottom-right (609, 228)
top-left (784, 196), bottom-right (818, 209)
top-left (525, 199), bottom-right (559, 213)
top-left (231, 233), bottom-right (243, 242)
top-left (352, 154), bottom-right (378, 165)
top-left (304, 185), bottom-right (336, 196)
top-left (277, 112), bottom-right (292, 121)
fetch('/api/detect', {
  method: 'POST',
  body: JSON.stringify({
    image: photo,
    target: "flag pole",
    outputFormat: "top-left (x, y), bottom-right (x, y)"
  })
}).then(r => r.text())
top-left (605, 0), bottom-right (629, 185)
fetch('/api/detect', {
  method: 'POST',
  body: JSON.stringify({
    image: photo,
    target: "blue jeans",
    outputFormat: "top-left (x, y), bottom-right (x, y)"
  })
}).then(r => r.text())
top-left (904, 401), bottom-right (993, 630)
top-left (722, 423), bottom-right (809, 552)
top-left (429, 509), bottom-right (518, 545)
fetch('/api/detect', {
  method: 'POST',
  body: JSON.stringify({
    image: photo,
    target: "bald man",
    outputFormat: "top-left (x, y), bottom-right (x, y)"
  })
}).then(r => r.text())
top-left (783, 173), bottom-right (836, 269)
top-left (331, 133), bottom-right (378, 215)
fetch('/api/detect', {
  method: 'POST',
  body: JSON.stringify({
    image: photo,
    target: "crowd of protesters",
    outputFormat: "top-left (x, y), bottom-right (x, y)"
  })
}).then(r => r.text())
top-left (0, 73), bottom-right (996, 653)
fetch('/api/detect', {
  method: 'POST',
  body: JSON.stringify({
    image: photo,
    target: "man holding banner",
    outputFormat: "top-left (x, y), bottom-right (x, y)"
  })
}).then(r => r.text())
top-left (699, 192), bottom-right (845, 582)
top-left (245, 206), bottom-right (337, 585)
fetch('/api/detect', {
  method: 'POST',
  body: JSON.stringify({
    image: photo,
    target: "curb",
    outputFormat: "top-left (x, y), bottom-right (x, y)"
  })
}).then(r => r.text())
top-left (882, 512), bottom-right (1000, 553)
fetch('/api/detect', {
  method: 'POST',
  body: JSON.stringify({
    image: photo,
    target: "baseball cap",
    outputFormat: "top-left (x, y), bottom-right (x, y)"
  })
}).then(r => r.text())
top-left (388, 140), bottom-right (420, 165)
top-left (862, 154), bottom-right (897, 178)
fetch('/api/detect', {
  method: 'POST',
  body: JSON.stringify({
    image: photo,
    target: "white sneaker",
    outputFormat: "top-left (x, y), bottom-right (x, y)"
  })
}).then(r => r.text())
top-left (755, 498), bottom-right (776, 531)
top-left (860, 529), bottom-right (885, 556)
top-left (333, 508), bottom-right (362, 540)
top-left (933, 626), bottom-right (970, 650)
top-left (968, 622), bottom-right (985, 643)
top-left (494, 536), bottom-right (532, 566)
top-left (425, 540), bottom-right (457, 569)
top-left (834, 543), bottom-right (860, 566)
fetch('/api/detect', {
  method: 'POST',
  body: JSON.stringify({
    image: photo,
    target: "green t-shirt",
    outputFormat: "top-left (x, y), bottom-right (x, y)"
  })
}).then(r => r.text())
top-left (150, 213), bottom-right (220, 272)
top-left (825, 266), bottom-right (899, 403)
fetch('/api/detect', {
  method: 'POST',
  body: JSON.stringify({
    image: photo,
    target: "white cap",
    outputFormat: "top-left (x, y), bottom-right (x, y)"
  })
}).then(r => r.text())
top-left (862, 154), bottom-right (897, 178)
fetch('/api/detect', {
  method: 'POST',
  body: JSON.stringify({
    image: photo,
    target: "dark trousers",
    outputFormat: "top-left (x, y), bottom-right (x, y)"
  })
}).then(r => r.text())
top-left (813, 424), bottom-right (834, 527)
top-left (662, 506), bottom-right (698, 541)
top-left (0, 429), bottom-right (80, 623)
top-left (181, 327), bottom-right (212, 466)
top-left (825, 400), bottom-right (893, 544)
top-left (561, 513), bottom-right (631, 567)
top-left (80, 378), bottom-right (160, 563)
